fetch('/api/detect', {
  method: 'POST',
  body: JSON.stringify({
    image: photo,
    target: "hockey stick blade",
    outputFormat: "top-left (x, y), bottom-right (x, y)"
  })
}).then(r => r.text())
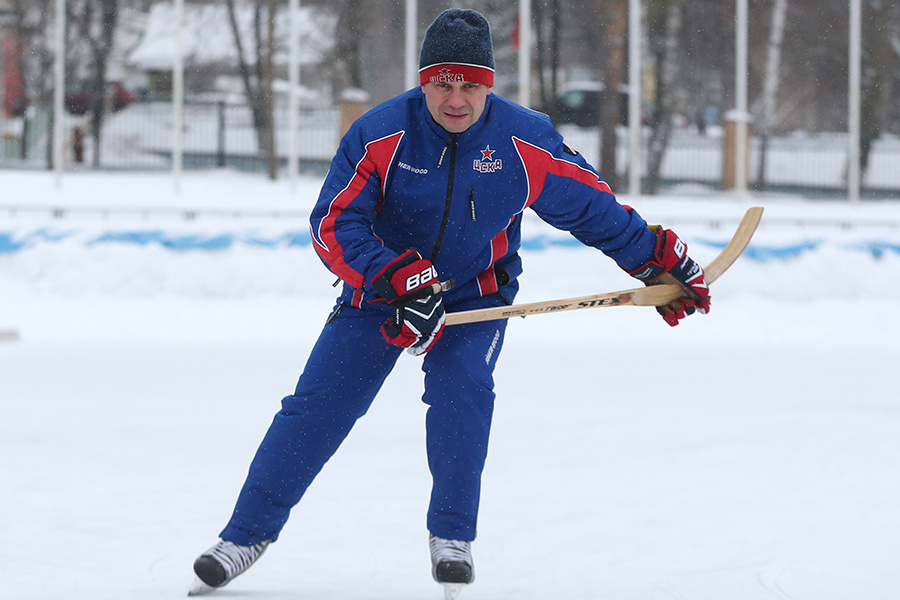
top-left (445, 206), bottom-right (763, 326)
top-left (701, 206), bottom-right (764, 284)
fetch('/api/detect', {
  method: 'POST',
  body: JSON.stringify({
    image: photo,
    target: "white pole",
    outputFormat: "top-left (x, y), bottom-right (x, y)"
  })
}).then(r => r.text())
top-left (53, 0), bottom-right (65, 187)
top-left (735, 0), bottom-right (749, 194)
top-left (405, 0), bottom-right (417, 90)
top-left (288, 0), bottom-right (301, 190)
top-left (627, 0), bottom-right (642, 197)
top-left (848, 0), bottom-right (861, 203)
top-left (517, 0), bottom-right (531, 106)
top-left (172, 0), bottom-right (184, 192)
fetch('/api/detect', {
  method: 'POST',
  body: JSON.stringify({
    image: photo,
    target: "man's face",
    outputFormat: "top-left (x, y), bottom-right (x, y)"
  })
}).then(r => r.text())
top-left (422, 81), bottom-right (492, 134)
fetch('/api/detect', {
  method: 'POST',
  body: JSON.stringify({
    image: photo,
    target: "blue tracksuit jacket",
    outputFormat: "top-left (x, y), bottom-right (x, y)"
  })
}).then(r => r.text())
top-left (310, 87), bottom-right (657, 310)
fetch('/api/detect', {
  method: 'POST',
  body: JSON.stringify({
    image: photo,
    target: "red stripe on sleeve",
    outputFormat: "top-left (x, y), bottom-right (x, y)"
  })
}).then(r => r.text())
top-left (313, 131), bottom-right (405, 288)
top-left (512, 136), bottom-right (613, 209)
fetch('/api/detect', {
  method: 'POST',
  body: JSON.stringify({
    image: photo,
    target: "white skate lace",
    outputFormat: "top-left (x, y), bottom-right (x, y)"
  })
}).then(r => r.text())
top-left (429, 535), bottom-right (472, 566)
top-left (206, 540), bottom-right (269, 578)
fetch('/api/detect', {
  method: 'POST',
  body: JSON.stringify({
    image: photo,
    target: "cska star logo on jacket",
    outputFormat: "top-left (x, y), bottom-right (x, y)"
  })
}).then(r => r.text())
top-left (473, 145), bottom-right (502, 173)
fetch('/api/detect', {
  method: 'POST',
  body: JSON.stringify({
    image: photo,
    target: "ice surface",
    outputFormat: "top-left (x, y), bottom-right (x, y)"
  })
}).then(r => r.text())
top-left (2, 170), bottom-right (898, 599)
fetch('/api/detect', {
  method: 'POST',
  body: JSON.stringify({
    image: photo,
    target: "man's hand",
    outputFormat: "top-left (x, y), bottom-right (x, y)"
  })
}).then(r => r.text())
top-left (382, 294), bottom-right (446, 355)
top-left (628, 227), bottom-right (711, 326)
top-left (372, 250), bottom-right (446, 354)
top-left (371, 249), bottom-right (439, 304)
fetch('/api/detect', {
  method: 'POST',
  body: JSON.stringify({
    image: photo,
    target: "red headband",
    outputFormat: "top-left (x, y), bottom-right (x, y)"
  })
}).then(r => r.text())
top-left (419, 63), bottom-right (495, 87)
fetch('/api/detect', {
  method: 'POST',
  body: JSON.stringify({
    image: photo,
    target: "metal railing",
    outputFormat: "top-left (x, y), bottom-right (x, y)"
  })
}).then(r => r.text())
top-left (2, 101), bottom-right (899, 199)
top-left (0, 100), bottom-right (339, 174)
top-left (557, 125), bottom-right (900, 199)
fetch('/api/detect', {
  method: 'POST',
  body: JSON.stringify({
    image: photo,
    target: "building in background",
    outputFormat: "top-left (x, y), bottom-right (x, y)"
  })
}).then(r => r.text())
top-left (0, 1), bottom-right (23, 118)
top-left (127, 2), bottom-right (334, 106)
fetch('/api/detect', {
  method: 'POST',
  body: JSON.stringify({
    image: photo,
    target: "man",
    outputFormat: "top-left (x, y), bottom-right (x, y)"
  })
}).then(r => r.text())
top-left (188, 8), bottom-right (710, 599)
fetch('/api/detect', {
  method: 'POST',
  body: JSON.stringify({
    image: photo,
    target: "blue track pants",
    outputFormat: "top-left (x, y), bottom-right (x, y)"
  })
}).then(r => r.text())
top-left (220, 301), bottom-right (508, 545)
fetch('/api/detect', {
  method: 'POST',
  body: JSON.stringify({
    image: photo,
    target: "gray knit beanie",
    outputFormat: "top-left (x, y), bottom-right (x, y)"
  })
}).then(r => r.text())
top-left (419, 9), bottom-right (495, 87)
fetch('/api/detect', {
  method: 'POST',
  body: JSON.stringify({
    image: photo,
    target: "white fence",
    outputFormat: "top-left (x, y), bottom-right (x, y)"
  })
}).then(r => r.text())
top-left (3, 101), bottom-right (899, 199)
top-left (0, 101), bottom-right (339, 173)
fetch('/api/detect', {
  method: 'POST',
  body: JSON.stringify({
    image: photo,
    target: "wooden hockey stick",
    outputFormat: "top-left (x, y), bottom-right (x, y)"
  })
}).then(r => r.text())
top-left (444, 206), bottom-right (764, 326)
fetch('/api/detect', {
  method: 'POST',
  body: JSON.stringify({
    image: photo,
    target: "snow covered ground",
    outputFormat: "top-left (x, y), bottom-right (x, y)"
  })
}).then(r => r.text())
top-left (2, 170), bottom-right (899, 599)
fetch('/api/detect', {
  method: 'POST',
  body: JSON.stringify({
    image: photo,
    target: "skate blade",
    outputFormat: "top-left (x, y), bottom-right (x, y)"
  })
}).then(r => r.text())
top-left (187, 576), bottom-right (216, 596)
top-left (442, 583), bottom-right (466, 600)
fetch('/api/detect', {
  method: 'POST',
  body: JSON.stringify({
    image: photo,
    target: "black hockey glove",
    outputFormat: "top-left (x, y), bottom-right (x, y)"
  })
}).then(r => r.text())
top-left (382, 293), bottom-right (446, 356)
top-left (372, 250), bottom-right (446, 354)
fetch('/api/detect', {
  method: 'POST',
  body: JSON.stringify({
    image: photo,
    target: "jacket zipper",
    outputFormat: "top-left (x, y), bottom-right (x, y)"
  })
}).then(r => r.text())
top-left (431, 133), bottom-right (457, 262)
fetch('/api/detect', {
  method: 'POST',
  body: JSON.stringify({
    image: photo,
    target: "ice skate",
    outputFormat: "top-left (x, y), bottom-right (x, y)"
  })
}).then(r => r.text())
top-left (429, 534), bottom-right (473, 599)
top-left (187, 538), bottom-right (270, 595)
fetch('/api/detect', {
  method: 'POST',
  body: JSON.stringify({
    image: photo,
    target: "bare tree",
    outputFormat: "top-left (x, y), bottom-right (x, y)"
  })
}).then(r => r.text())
top-left (66, 0), bottom-right (119, 167)
top-left (332, 0), bottom-right (365, 92)
top-left (224, 0), bottom-right (278, 179)
top-left (755, 0), bottom-right (788, 190)
top-left (261, 0), bottom-right (277, 180)
top-left (599, 0), bottom-right (627, 191)
top-left (533, 0), bottom-right (562, 119)
top-left (645, 0), bottom-right (685, 194)
top-left (859, 0), bottom-right (899, 183)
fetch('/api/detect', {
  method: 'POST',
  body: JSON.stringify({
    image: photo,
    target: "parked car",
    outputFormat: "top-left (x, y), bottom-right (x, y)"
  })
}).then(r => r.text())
top-left (555, 81), bottom-right (630, 128)
top-left (65, 81), bottom-right (136, 116)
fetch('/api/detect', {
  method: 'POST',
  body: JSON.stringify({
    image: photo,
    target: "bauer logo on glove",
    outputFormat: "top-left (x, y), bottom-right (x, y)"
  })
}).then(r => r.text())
top-left (404, 264), bottom-right (439, 292)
